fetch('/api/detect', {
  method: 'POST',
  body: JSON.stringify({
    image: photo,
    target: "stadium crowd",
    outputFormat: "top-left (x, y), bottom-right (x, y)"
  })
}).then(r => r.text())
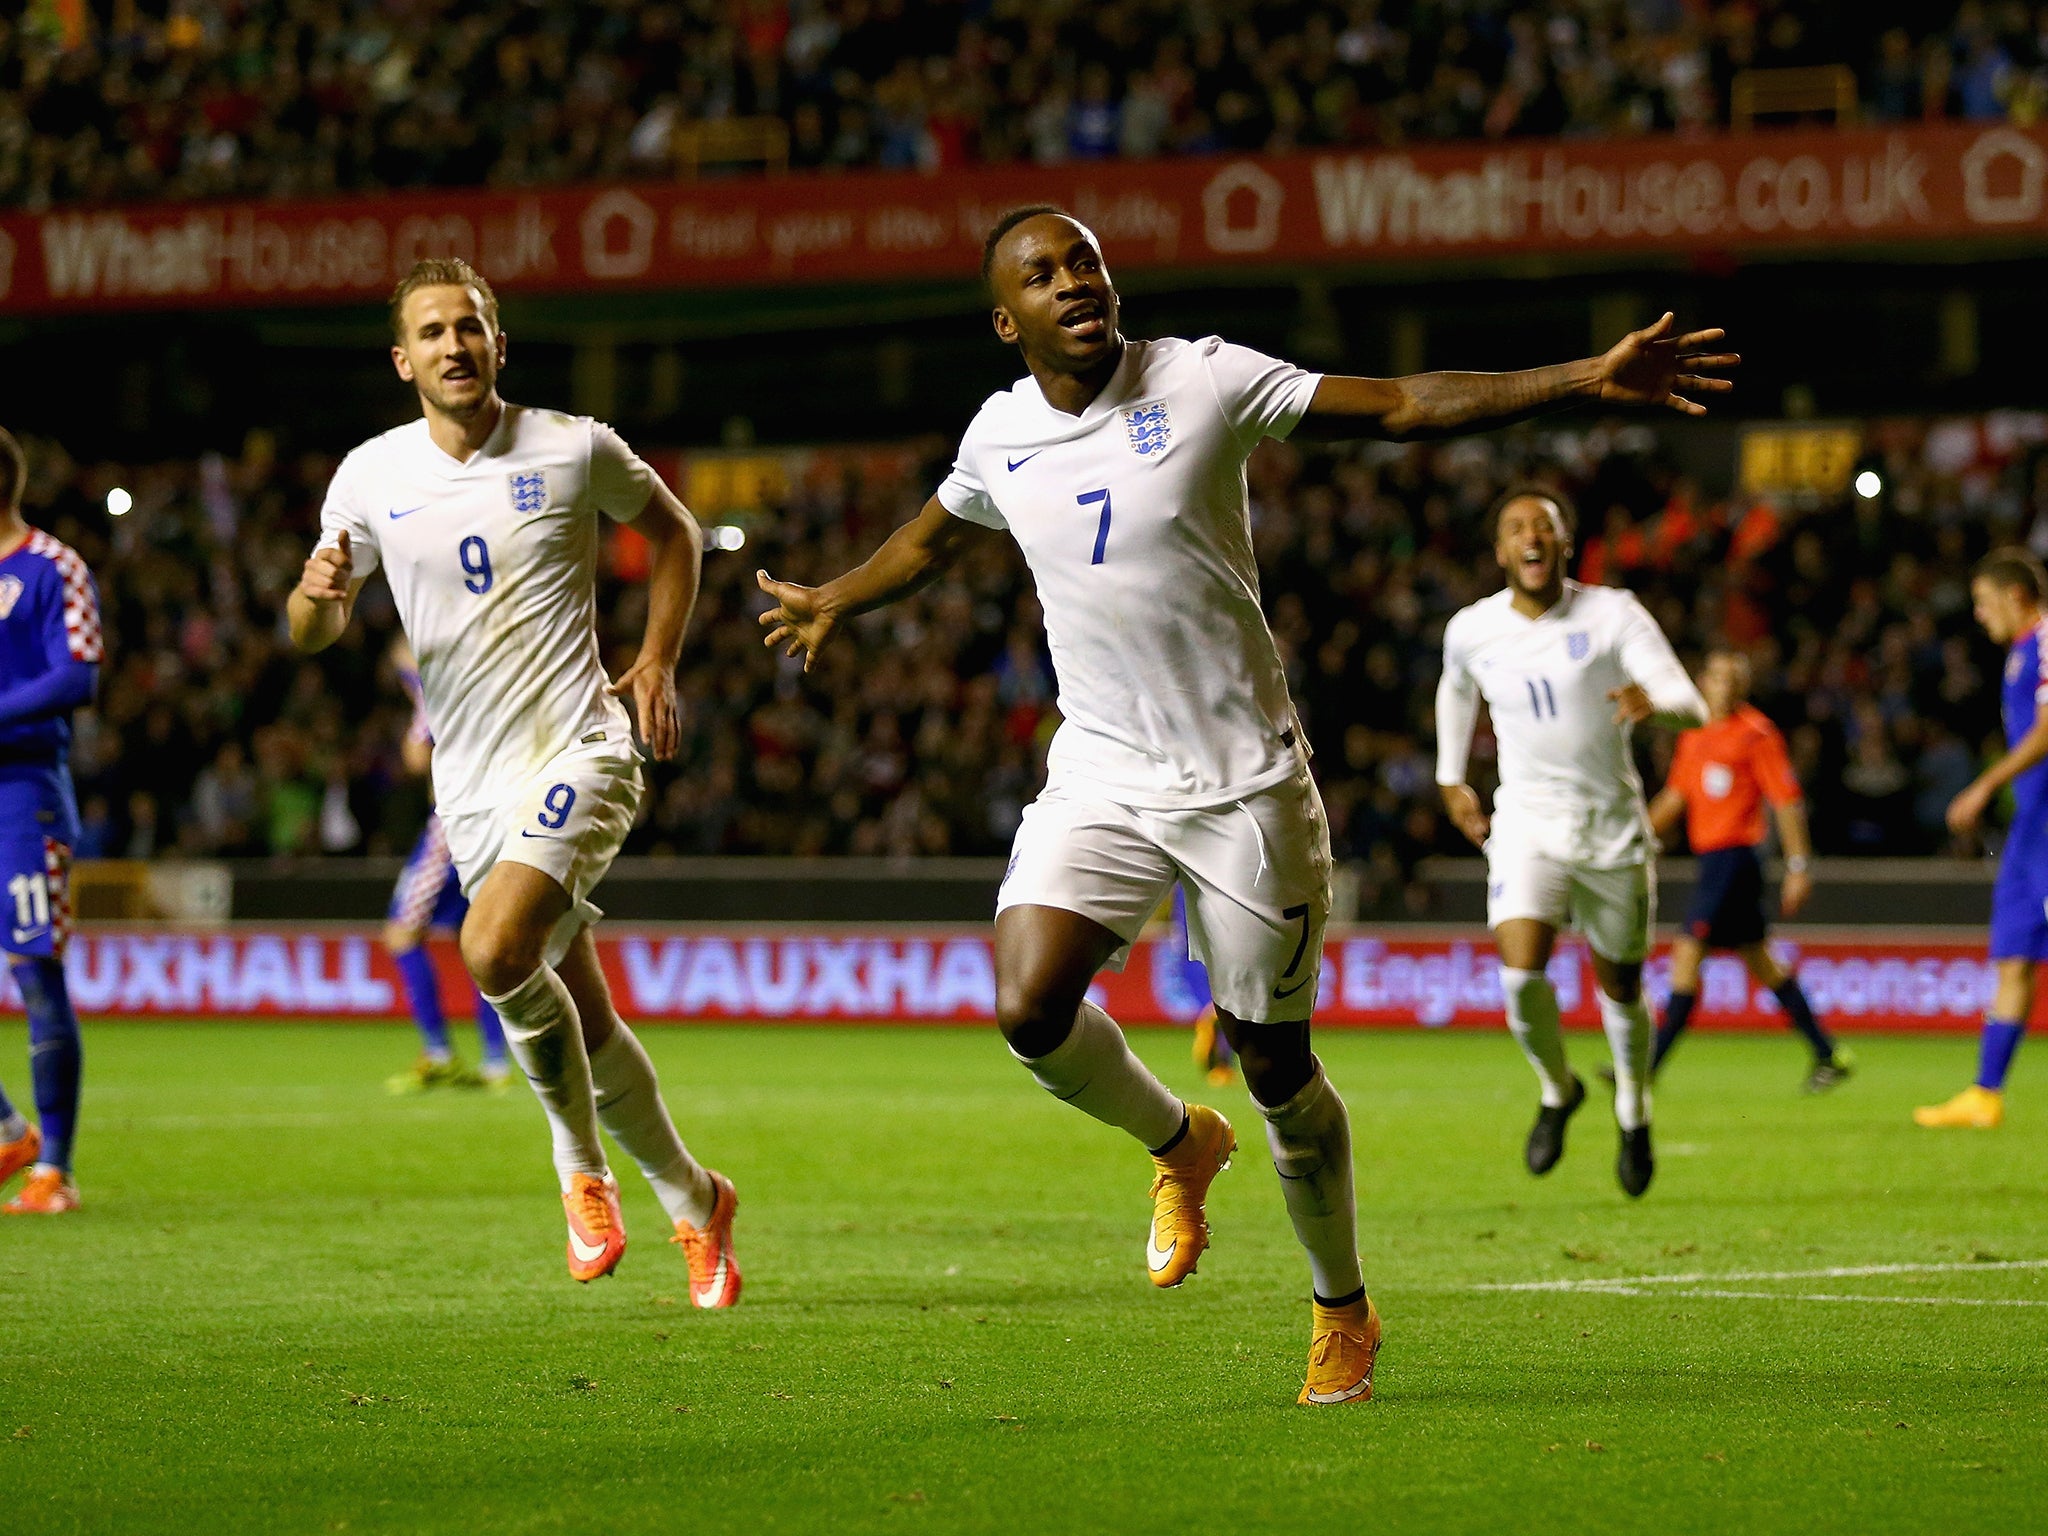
top-left (1, 1), bottom-right (2036, 209)
top-left (15, 409), bottom-right (2046, 909)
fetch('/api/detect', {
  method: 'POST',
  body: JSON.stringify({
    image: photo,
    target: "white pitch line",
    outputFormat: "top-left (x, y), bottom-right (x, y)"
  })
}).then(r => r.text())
top-left (1477, 1258), bottom-right (2048, 1294)
top-left (1651, 1288), bottom-right (2048, 1308)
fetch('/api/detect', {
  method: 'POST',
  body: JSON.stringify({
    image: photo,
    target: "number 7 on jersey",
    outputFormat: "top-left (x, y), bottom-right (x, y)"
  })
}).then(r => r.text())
top-left (1077, 488), bottom-right (1111, 565)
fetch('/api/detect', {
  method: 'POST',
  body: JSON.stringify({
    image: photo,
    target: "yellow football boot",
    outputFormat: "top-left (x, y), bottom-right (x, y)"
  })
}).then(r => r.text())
top-left (1146, 1103), bottom-right (1234, 1287)
top-left (1191, 1006), bottom-right (1237, 1087)
top-left (1913, 1085), bottom-right (2004, 1129)
top-left (1299, 1294), bottom-right (1381, 1406)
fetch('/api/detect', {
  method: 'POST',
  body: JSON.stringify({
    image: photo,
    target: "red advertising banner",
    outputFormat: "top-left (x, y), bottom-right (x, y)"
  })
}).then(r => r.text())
top-left (2, 925), bottom-right (2024, 1031)
top-left (2, 123), bottom-right (2046, 315)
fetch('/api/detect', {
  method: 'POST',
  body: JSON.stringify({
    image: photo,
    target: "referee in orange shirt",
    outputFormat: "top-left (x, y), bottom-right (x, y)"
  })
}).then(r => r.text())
top-left (1645, 650), bottom-right (1852, 1092)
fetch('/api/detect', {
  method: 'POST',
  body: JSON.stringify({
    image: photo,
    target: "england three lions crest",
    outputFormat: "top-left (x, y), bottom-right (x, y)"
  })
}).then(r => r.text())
top-left (508, 470), bottom-right (548, 515)
top-left (1122, 400), bottom-right (1172, 458)
top-left (1566, 630), bottom-right (1591, 662)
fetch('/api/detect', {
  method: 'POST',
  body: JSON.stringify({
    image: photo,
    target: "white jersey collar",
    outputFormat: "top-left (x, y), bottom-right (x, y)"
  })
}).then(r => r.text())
top-left (1021, 341), bottom-right (1142, 424)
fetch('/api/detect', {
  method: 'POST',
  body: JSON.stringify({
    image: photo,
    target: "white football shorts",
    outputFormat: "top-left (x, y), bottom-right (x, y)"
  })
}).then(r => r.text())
top-left (1484, 838), bottom-right (1655, 964)
top-left (442, 732), bottom-right (643, 967)
top-left (998, 765), bottom-right (1333, 1023)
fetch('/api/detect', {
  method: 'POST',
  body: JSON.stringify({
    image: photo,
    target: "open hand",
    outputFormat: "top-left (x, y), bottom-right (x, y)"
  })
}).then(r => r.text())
top-left (298, 529), bottom-right (353, 603)
top-left (1595, 313), bottom-right (1739, 417)
top-left (609, 655), bottom-right (681, 761)
top-left (757, 570), bottom-right (839, 672)
top-left (1441, 783), bottom-right (1490, 849)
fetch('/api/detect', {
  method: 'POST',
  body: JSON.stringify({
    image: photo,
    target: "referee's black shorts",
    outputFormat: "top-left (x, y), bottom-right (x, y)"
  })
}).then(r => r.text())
top-left (1683, 845), bottom-right (1769, 950)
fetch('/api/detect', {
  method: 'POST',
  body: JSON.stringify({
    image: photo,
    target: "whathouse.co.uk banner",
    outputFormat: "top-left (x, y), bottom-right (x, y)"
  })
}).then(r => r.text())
top-left (2, 122), bottom-right (2046, 313)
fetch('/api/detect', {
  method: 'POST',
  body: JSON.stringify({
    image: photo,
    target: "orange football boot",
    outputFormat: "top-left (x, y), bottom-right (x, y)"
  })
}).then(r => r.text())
top-left (1146, 1104), bottom-right (1235, 1287)
top-left (562, 1172), bottom-right (627, 1282)
top-left (0, 1123), bottom-right (41, 1193)
top-left (4, 1166), bottom-right (80, 1215)
top-left (1299, 1294), bottom-right (1381, 1406)
top-left (671, 1169), bottom-right (742, 1310)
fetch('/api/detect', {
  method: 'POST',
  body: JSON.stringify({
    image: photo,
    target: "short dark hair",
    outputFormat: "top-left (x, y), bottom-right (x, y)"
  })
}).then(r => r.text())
top-left (1487, 483), bottom-right (1578, 542)
top-left (981, 205), bottom-right (1069, 285)
top-left (389, 257), bottom-right (499, 341)
top-left (1977, 546), bottom-right (2048, 602)
top-left (0, 427), bottom-right (21, 510)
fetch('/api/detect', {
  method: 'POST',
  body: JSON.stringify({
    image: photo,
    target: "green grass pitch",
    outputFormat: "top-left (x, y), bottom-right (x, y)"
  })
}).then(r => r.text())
top-left (2, 1020), bottom-right (2044, 1534)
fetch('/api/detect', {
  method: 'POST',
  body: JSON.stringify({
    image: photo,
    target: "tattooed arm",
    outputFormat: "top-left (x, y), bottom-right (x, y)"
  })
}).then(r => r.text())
top-left (1294, 313), bottom-right (1737, 442)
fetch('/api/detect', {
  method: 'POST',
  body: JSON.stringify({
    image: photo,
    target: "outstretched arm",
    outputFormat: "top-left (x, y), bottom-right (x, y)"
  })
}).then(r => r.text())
top-left (1296, 313), bottom-right (1738, 442)
top-left (757, 495), bottom-right (995, 671)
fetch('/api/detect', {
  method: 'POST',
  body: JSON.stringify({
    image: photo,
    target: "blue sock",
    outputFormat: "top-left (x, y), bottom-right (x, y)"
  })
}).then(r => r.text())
top-left (472, 985), bottom-right (507, 1067)
top-left (1773, 979), bottom-right (1836, 1063)
top-left (394, 947), bottom-right (451, 1059)
top-left (1976, 1017), bottom-right (2027, 1091)
top-left (1651, 990), bottom-right (1696, 1071)
top-left (13, 960), bottom-right (81, 1173)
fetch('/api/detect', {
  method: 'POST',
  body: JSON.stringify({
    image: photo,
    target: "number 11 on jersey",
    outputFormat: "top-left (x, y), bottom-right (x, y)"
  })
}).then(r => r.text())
top-left (1078, 488), bottom-right (1112, 565)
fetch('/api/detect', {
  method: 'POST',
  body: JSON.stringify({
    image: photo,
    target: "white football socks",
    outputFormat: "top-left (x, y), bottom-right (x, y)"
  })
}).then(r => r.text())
top-left (1500, 966), bottom-right (1574, 1107)
top-left (1599, 990), bottom-right (1654, 1131)
top-left (1260, 1065), bottom-right (1365, 1302)
top-left (486, 964), bottom-right (607, 1190)
top-left (588, 1022), bottom-right (716, 1229)
top-left (1014, 999), bottom-right (1185, 1152)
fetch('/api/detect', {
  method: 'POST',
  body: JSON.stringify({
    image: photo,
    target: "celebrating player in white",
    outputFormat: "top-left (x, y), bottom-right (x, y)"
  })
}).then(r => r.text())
top-left (288, 258), bottom-right (742, 1306)
top-left (757, 207), bottom-right (1735, 1403)
top-left (1437, 489), bottom-right (1710, 1197)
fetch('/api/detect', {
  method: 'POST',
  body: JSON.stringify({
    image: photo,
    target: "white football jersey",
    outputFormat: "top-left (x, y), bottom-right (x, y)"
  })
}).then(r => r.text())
top-left (937, 336), bottom-right (1322, 809)
top-left (315, 405), bottom-right (656, 816)
top-left (1436, 581), bottom-right (1705, 866)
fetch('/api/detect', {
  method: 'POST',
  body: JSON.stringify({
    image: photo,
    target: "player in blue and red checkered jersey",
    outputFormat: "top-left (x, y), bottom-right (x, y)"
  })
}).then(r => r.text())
top-left (0, 427), bottom-right (99, 1214)
top-left (1917, 548), bottom-right (2048, 1130)
top-left (382, 638), bottom-right (509, 1094)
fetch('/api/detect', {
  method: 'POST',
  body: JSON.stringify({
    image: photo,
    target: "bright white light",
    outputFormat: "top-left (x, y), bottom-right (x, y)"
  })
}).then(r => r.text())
top-left (106, 486), bottom-right (133, 517)
top-left (1853, 469), bottom-right (1882, 500)
top-left (708, 524), bottom-right (746, 551)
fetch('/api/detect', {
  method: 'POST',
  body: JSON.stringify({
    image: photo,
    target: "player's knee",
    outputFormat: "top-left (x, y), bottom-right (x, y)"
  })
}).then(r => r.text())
top-left (460, 915), bottom-right (543, 998)
top-left (1595, 966), bottom-right (1644, 1005)
top-left (1224, 1019), bottom-right (1314, 1107)
top-left (995, 976), bottom-right (1083, 1058)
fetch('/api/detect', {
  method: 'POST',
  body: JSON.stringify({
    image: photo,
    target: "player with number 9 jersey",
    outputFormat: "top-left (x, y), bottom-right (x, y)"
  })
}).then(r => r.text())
top-left (291, 260), bottom-right (741, 1301)
top-left (315, 402), bottom-right (653, 927)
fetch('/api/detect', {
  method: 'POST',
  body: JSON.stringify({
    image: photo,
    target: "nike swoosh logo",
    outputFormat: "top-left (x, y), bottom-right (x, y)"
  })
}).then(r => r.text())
top-left (569, 1230), bottom-right (609, 1264)
top-left (387, 505), bottom-right (428, 520)
top-left (1273, 974), bottom-right (1313, 1000)
top-left (697, 1252), bottom-right (729, 1304)
top-left (1146, 1229), bottom-right (1178, 1273)
top-left (1006, 452), bottom-right (1042, 472)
